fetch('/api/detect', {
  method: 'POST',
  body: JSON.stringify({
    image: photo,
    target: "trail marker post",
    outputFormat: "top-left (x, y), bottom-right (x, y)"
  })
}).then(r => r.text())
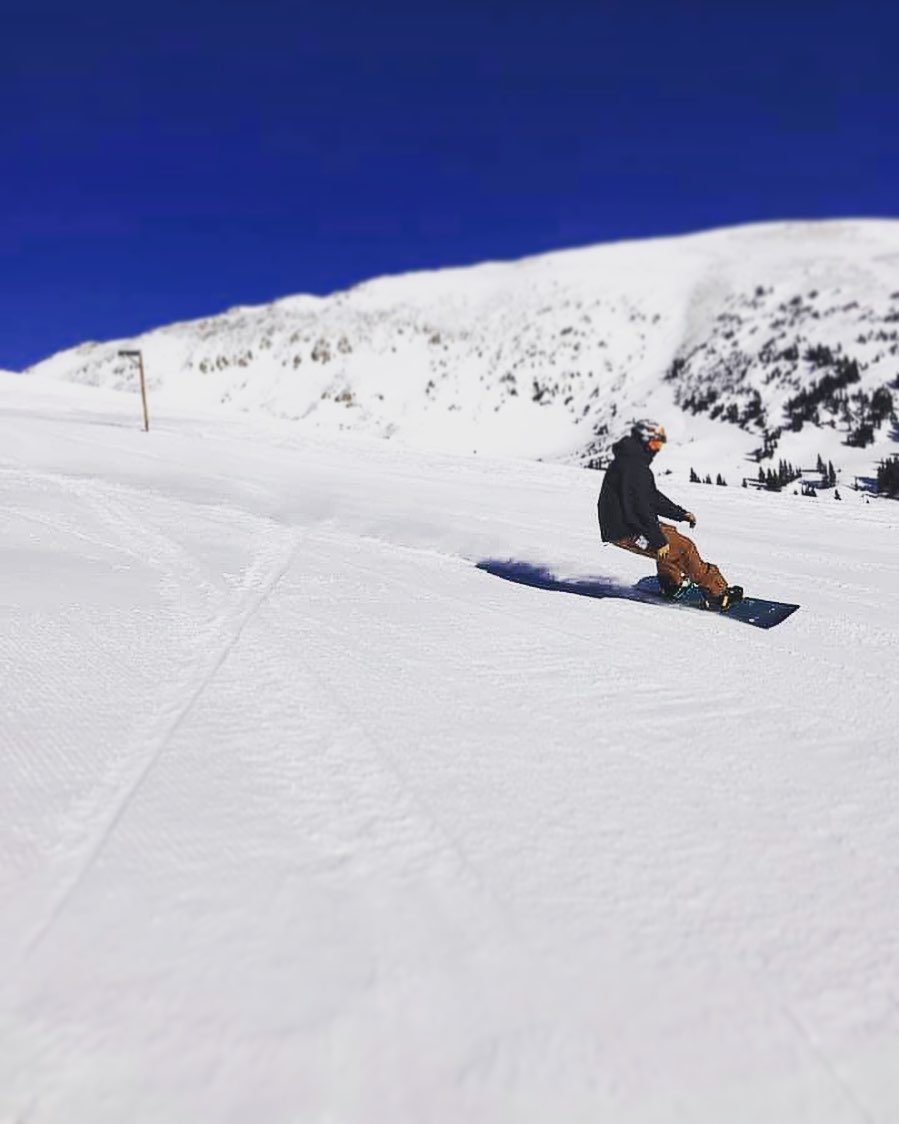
top-left (118, 349), bottom-right (150, 432)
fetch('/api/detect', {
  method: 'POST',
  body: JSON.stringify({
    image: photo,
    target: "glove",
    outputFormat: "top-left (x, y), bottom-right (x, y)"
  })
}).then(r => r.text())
top-left (684, 512), bottom-right (697, 529)
top-left (656, 543), bottom-right (670, 560)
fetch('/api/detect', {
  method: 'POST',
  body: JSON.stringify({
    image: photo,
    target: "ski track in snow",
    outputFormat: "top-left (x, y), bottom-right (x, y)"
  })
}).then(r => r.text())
top-left (1, 379), bottom-right (898, 1123)
top-left (13, 507), bottom-right (305, 968)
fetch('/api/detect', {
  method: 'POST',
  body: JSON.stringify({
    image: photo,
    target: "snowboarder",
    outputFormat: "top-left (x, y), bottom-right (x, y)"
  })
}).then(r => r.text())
top-left (597, 420), bottom-right (743, 610)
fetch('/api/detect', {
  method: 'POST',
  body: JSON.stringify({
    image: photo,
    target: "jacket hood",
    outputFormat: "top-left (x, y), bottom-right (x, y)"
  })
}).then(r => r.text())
top-left (611, 434), bottom-right (656, 463)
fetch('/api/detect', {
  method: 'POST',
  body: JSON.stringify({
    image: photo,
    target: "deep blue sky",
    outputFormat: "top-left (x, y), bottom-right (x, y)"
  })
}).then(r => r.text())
top-left (2, 0), bottom-right (896, 369)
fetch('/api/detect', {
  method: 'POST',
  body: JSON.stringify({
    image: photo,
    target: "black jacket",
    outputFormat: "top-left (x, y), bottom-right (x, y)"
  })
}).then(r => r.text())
top-left (597, 435), bottom-right (687, 550)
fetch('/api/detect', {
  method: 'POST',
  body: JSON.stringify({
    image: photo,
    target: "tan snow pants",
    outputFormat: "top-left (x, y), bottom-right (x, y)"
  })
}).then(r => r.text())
top-left (613, 523), bottom-right (728, 597)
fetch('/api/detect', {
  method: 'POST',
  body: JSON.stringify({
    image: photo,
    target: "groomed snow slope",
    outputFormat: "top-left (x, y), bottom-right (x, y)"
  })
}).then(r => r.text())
top-left (1, 374), bottom-right (898, 1124)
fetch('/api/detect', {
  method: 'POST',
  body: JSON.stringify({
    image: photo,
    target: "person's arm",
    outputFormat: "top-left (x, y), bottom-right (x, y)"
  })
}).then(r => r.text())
top-left (654, 487), bottom-right (688, 522)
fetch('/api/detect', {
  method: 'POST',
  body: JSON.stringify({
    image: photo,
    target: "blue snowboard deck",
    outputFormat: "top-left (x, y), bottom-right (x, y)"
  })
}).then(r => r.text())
top-left (635, 576), bottom-right (800, 630)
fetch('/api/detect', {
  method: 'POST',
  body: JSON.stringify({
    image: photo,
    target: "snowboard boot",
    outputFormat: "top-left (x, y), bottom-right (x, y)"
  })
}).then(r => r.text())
top-left (703, 585), bottom-right (744, 612)
top-left (659, 576), bottom-right (694, 600)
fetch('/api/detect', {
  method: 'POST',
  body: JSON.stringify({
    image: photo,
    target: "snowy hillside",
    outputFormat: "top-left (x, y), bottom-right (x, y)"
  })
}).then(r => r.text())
top-left (25, 220), bottom-right (899, 494)
top-left (2, 372), bottom-right (898, 1123)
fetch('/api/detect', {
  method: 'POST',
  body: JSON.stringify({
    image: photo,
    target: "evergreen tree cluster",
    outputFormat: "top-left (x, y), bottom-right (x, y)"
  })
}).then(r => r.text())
top-left (689, 468), bottom-right (727, 486)
top-left (758, 460), bottom-right (801, 491)
top-left (784, 352), bottom-right (861, 429)
top-left (845, 385), bottom-right (894, 447)
top-left (877, 456), bottom-right (899, 498)
top-left (815, 454), bottom-right (837, 487)
top-left (754, 427), bottom-right (782, 461)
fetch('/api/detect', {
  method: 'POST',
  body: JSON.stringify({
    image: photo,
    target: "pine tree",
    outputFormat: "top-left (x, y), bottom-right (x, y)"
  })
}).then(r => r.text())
top-left (877, 456), bottom-right (899, 497)
top-left (871, 385), bottom-right (893, 426)
top-left (716, 473), bottom-right (727, 486)
top-left (690, 467), bottom-right (700, 483)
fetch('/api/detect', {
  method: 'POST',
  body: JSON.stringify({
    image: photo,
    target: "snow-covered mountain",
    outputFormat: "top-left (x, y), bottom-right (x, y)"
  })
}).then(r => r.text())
top-left (26, 220), bottom-right (899, 491)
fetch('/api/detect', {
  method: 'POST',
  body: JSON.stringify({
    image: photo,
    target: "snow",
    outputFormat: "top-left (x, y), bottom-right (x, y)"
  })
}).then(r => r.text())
top-left (2, 371), bottom-right (898, 1123)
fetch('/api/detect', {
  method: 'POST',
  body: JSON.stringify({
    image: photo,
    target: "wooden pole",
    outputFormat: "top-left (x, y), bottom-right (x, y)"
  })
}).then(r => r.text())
top-left (118, 349), bottom-right (150, 432)
top-left (137, 352), bottom-right (150, 432)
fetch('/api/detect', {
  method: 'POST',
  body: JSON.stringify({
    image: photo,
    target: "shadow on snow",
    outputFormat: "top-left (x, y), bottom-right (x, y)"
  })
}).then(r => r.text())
top-left (475, 559), bottom-right (658, 606)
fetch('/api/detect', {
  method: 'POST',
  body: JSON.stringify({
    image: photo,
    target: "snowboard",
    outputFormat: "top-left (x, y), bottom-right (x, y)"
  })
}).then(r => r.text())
top-left (635, 576), bottom-right (800, 630)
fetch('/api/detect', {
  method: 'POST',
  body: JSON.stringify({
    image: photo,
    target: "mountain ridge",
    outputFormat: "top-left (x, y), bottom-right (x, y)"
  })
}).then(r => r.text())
top-left (25, 219), bottom-right (899, 492)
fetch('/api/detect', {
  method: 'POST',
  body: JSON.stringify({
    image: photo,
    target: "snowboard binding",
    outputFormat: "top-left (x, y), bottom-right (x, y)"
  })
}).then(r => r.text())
top-left (702, 585), bottom-right (745, 612)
